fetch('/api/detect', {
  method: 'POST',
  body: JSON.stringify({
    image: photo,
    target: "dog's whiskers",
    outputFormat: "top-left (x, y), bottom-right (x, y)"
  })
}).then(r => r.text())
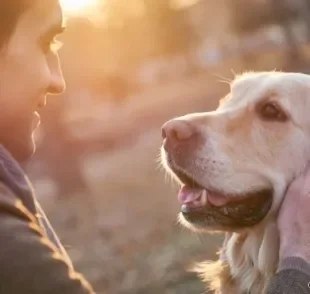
top-left (212, 73), bottom-right (233, 85)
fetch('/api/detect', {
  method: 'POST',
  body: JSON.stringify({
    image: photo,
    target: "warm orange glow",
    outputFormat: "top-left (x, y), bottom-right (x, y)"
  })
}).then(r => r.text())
top-left (59, 0), bottom-right (99, 14)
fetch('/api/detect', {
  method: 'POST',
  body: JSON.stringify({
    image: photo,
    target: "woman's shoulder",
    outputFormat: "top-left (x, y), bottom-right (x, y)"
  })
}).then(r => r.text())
top-left (0, 145), bottom-right (36, 213)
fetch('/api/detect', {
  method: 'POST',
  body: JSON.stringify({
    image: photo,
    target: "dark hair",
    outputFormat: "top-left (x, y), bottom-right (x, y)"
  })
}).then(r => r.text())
top-left (0, 1), bottom-right (32, 47)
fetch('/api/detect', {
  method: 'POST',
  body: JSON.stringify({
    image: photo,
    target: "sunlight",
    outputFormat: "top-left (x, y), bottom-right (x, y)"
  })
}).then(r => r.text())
top-left (59, 0), bottom-right (100, 14)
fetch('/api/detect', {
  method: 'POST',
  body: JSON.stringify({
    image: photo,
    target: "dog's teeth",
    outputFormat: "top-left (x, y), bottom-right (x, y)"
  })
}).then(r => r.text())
top-left (193, 191), bottom-right (207, 207)
top-left (201, 190), bottom-right (207, 206)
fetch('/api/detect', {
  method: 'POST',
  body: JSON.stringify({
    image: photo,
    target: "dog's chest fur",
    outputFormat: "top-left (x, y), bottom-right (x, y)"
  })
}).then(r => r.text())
top-left (197, 221), bottom-right (280, 293)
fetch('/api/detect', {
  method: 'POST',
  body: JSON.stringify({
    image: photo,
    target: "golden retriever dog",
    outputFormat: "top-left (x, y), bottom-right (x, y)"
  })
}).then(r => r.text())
top-left (160, 71), bottom-right (310, 293)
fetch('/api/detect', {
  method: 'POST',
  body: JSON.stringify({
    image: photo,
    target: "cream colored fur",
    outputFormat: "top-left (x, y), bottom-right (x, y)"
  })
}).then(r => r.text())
top-left (162, 71), bottom-right (310, 293)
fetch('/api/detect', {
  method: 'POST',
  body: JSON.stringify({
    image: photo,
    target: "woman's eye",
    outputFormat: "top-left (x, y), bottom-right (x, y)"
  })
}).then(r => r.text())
top-left (259, 102), bottom-right (287, 122)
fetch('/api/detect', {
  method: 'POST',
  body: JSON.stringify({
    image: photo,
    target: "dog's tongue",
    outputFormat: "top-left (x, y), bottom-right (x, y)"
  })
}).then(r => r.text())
top-left (178, 186), bottom-right (230, 207)
top-left (178, 186), bottom-right (203, 204)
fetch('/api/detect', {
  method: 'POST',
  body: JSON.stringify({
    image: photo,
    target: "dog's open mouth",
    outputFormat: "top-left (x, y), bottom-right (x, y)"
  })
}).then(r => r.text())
top-left (173, 168), bottom-right (273, 230)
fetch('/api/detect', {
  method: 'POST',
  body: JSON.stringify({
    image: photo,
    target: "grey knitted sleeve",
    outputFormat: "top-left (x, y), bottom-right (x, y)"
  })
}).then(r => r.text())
top-left (266, 257), bottom-right (310, 293)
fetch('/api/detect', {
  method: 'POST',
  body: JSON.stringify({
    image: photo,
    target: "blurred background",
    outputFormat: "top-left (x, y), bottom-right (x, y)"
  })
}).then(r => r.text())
top-left (23, 0), bottom-right (310, 293)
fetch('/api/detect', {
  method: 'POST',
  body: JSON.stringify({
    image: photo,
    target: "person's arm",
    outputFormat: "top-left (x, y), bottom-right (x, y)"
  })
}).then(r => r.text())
top-left (0, 182), bottom-right (96, 294)
top-left (266, 257), bottom-right (310, 293)
top-left (266, 166), bottom-right (310, 294)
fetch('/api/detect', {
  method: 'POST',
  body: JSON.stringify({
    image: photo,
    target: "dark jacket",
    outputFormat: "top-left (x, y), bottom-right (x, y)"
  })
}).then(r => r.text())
top-left (0, 145), bottom-right (95, 293)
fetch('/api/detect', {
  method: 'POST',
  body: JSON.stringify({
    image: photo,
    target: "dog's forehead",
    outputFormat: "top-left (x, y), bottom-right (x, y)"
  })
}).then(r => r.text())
top-left (228, 72), bottom-right (310, 107)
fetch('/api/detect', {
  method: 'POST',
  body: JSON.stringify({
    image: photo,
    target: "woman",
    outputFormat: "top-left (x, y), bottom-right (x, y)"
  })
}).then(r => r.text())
top-left (0, 1), bottom-right (94, 293)
top-left (0, 1), bottom-right (309, 293)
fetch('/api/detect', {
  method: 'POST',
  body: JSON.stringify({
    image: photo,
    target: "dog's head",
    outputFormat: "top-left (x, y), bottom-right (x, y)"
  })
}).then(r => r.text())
top-left (161, 71), bottom-right (310, 232)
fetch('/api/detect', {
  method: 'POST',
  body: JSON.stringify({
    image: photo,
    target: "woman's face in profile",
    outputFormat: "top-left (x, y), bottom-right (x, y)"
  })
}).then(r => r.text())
top-left (0, 0), bottom-right (66, 162)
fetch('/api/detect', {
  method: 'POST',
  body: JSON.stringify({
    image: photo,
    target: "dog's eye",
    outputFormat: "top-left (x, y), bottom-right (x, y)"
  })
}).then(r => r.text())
top-left (259, 102), bottom-right (287, 122)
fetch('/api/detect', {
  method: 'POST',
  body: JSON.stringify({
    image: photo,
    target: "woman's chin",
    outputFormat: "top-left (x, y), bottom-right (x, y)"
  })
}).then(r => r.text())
top-left (4, 135), bottom-right (36, 163)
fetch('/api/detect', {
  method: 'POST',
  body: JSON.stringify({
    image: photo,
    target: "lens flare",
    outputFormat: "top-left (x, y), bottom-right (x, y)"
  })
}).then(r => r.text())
top-left (59, 0), bottom-right (99, 14)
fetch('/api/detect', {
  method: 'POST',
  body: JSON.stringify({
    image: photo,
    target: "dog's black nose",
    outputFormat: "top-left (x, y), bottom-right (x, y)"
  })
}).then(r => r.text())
top-left (161, 119), bottom-right (195, 142)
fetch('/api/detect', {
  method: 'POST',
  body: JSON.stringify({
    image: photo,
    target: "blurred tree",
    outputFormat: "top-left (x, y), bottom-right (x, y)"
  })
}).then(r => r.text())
top-left (299, 0), bottom-right (310, 41)
top-left (97, 0), bottom-right (197, 62)
top-left (141, 0), bottom-right (195, 58)
top-left (227, 0), bottom-right (306, 67)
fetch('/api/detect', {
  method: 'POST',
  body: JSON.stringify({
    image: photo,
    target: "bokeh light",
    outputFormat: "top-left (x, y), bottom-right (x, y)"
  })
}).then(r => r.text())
top-left (59, 0), bottom-right (100, 14)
